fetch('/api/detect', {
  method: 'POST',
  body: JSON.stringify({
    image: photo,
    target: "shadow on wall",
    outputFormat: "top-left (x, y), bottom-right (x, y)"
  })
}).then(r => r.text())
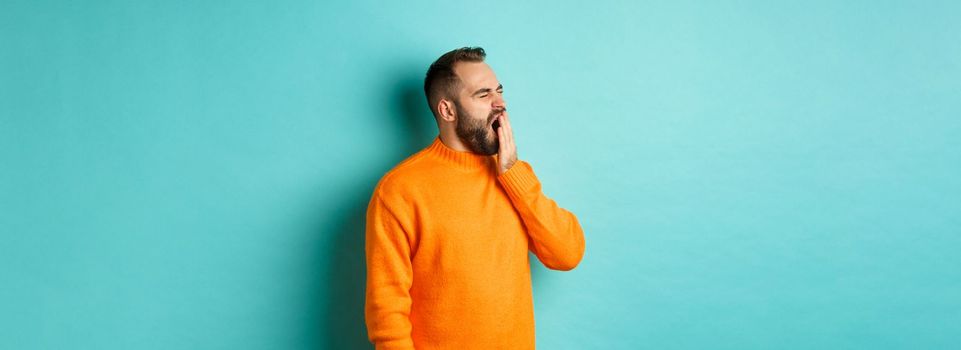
top-left (318, 68), bottom-right (436, 350)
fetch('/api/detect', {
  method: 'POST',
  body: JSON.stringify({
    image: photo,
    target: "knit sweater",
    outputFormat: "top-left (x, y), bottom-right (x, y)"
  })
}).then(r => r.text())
top-left (364, 136), bottom-right (586, 349)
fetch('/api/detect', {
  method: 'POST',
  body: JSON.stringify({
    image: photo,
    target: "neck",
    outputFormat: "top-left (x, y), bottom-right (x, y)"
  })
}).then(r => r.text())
top-left (439, 129), bottom-right (471, 153)
top-left (426, 135), bottom-right (495, 171)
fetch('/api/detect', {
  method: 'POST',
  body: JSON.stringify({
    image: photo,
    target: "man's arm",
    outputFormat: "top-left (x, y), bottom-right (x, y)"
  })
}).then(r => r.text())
top-left (495, 111), bottom-right (586, 270)
top-left (497, 160), bottom-right (586, 270)
top-left (365, 192), bottom-right (416, 349)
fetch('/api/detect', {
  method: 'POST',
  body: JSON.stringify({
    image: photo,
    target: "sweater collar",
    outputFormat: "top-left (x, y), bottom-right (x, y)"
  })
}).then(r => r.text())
top-left (425, 136), bottom-right (496, 171)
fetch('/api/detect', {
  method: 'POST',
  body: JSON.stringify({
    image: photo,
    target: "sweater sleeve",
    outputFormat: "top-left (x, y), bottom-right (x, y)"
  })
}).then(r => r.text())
top-left (497, 161), bottom-right (586, 271)
top-left (364, 192), bottom-right (416, 350)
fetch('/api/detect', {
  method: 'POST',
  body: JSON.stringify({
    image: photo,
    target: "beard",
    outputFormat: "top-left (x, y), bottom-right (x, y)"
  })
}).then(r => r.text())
top-left (453, 102), bottom-right (505, 156)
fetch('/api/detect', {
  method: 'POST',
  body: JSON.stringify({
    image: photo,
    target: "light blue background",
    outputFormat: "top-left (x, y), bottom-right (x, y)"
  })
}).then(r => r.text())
top-left (2, 1), bottom-right (959, 349)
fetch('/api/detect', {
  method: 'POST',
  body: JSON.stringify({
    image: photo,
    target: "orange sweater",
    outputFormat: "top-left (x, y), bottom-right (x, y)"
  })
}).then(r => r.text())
top-left (364, 137), bottom-right (586, 349)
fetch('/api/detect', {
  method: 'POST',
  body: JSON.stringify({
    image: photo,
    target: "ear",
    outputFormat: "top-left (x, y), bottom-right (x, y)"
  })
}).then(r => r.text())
top-left (438, 99), bottom-right (457, 123)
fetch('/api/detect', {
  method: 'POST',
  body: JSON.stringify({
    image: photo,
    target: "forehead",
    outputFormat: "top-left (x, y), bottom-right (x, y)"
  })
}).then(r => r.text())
top-left (454, 62), bottom-right (499, 93)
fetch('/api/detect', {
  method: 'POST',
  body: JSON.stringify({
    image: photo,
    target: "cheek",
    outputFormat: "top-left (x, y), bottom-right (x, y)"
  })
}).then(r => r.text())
top-left (467, 101), bottom-right (490, 114)
top-left (465, 106), bottom-right (488, 121)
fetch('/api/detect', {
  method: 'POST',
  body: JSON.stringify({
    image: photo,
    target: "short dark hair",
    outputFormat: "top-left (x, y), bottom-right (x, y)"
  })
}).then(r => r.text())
top-left (424, 47), bottom-right (487, 118)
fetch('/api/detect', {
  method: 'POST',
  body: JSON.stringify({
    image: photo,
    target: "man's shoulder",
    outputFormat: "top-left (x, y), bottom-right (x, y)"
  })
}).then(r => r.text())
top-left (370, 146), bottom-right (439, 202)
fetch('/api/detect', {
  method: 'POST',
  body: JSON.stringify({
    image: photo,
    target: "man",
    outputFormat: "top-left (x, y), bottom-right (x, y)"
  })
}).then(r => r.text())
top-left (364, 47), bottom-right (586, 349)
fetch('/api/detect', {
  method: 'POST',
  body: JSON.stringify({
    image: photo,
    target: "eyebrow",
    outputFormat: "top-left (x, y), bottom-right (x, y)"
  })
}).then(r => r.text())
top-left (472, 84), bottom-right (504, 96)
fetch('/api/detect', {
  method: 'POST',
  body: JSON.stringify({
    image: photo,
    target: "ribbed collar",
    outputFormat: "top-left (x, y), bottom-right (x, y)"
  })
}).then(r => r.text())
top-left (424, 136), bottom-right (496, 171)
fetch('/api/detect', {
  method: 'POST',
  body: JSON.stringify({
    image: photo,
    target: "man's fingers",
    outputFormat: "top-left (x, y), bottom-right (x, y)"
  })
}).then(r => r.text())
top-left (497, 114), bottom-right (506, 147)
top-left (500, 113), bottom-right (511, 146)
top-left (494, 111), bottom-right (517, 174)
top-left (502, 112), bottom-right (513, 148)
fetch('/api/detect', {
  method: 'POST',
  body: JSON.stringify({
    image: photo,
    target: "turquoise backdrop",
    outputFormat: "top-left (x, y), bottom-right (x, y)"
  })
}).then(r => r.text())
top-left (2, 1), bottom-right (959, 349)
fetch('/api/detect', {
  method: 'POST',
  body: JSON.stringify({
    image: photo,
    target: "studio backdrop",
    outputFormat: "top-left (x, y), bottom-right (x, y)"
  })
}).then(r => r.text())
top-left (2, 1), bottom-right (959, 349)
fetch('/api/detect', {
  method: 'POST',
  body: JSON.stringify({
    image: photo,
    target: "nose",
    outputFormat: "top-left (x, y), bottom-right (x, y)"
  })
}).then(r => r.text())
top-left (492, 93), bottom-right (506, 110)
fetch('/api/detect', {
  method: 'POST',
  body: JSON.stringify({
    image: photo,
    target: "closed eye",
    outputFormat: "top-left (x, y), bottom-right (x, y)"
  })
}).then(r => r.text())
top-left (473, 84), bottom-right (504, 98)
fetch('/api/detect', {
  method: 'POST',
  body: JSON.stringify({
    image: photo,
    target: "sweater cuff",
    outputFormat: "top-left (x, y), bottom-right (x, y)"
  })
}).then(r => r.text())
top-left (497, 160), bottom-right (541, 200)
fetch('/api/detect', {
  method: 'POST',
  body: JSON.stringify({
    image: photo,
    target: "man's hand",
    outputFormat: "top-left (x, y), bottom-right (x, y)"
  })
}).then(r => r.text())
top-left (496, 110), bottom-right (517, 175)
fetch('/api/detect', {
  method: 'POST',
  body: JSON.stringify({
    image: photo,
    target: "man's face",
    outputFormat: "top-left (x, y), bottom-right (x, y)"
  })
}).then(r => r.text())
top-left (451, 62), bottom-right (506, 156)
